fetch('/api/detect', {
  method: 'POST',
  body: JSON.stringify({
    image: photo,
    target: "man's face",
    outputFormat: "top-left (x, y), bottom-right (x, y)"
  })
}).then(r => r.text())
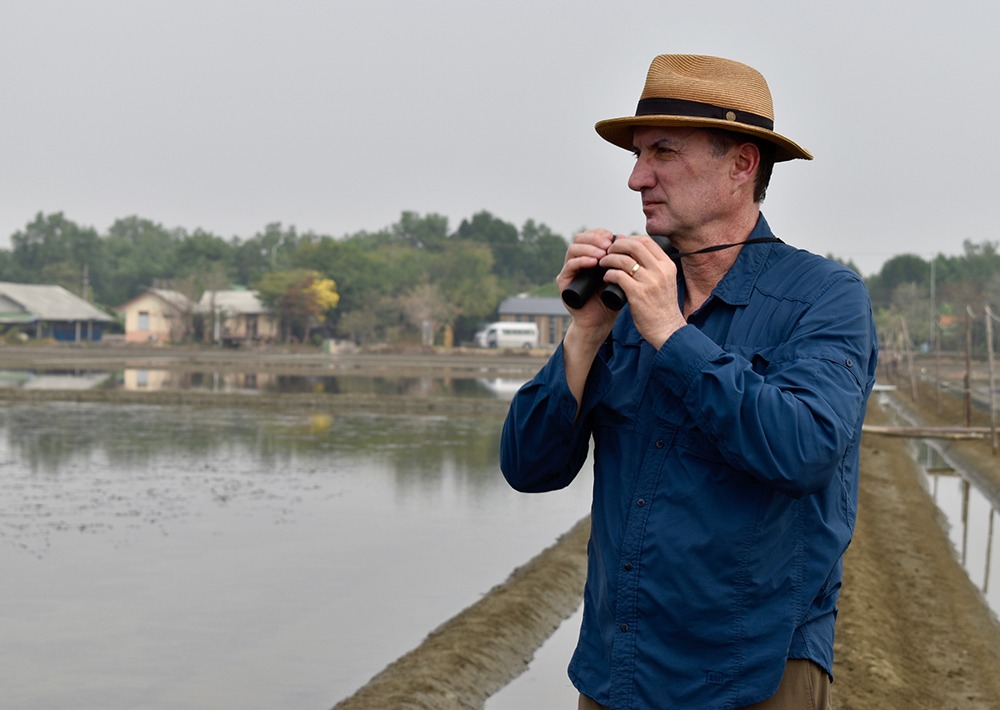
top-left (628, 126), bottom-right (737, 240)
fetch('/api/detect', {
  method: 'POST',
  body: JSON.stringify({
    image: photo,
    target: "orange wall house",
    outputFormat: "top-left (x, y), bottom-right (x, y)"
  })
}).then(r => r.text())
top-left (118, 289), bottom-right (194, 344)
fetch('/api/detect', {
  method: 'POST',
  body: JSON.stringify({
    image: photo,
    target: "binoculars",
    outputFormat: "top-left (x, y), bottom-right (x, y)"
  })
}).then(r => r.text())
top-left (561, 236), bottom-right (675, 311)
top-left (561, 267), bottom-right (627, 310)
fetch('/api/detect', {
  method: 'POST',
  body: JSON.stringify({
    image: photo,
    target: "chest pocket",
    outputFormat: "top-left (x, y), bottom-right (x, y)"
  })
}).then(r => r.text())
top-left (666, 425), bottom-right (732, 501)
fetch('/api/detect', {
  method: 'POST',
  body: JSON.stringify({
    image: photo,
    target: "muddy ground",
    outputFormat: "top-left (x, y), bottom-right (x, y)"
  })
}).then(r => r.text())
top-left (4, 344), bottom-right (1000, 709)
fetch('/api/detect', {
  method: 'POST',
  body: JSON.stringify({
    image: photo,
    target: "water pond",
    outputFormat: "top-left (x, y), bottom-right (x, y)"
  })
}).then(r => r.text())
top-left (0, 394), bottom-right (592, 709)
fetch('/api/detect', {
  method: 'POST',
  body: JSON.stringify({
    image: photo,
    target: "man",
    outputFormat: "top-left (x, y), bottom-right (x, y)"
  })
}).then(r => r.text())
top-left (500, 54), bottom-right (877, 709)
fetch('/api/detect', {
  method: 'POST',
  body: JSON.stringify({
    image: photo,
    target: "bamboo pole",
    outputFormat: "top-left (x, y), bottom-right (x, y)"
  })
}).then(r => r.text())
top-left (986, 509), bottom-right (995, 595)
top-left (986, 304), bottom-right (997, 454)
top-left (900, 317), bottom-right (918, 401)
top-left (965, 307), bottom-right (974, 427)
top-left (862, 424), bottom-right (991, 439)
top-left (930, 257), bottom-right (940, 413)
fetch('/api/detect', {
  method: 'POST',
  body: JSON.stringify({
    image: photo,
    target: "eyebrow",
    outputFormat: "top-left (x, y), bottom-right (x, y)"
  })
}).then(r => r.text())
top-left (632, 136), bottom-right (683, 153)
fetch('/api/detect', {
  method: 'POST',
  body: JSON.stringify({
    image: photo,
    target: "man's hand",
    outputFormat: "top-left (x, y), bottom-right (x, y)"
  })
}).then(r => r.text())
top-left (601, 235), bottom-right (687, 349)
top-left (557, 229), bottom-right (621, 336)
top-left (558, 229), bottom-right (621, 414)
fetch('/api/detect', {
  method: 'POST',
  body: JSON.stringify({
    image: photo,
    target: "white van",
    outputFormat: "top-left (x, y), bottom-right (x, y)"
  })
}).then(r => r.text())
top-left (481, 321), bottom-right (539, 349)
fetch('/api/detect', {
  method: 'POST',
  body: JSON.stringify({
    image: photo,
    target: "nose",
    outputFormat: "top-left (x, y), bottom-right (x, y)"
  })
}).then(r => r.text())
top-left (628, 155), bottom-right (654, 192)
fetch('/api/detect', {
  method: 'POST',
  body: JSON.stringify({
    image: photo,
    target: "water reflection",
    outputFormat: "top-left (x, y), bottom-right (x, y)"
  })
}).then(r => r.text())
top-left (917, 441), bottom-right (999, 614)
top-left (0, 367), bottom-right (519, 399)
top-left (0, 399), bottom-right (592, 709)
top-left (0, 369), bottom-right (113, 390)
top-left (1, 402), bottom-right (505, 492)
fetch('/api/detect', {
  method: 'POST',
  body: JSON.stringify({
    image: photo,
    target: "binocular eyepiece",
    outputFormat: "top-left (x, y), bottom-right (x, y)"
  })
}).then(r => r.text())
top-left (560, 235), bottom-right (675, 311)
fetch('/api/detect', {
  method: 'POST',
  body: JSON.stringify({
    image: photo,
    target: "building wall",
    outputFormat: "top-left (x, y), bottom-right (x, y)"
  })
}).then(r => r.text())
top-left (215, 312), bottom-right (280, 343)
top-left (498, 312), bottom-right (570, 347)
top-left (121, 292), bottom-right (184, 344)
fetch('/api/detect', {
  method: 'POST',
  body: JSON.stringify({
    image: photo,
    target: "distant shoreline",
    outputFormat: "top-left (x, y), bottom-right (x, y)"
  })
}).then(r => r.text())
top-left (0, 342), bottom-right (551, 378)
top-left (0, 342), bottom-right (544, 413)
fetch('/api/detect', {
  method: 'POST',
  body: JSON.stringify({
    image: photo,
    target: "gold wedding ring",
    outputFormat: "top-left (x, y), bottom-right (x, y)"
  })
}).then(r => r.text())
top-left (630, 263), bottom-right (641, 276)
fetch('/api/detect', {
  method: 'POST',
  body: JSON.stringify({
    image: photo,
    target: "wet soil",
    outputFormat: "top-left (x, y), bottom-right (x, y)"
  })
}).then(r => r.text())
top-left (835, 398), bottom-right (1000, 710)
top-left (4, 345), bottom-right (1000, 709)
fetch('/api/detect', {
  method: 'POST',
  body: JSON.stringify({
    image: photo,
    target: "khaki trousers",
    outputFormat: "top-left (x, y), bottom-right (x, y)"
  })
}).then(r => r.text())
top-left (577, 659), bottom-right (831, 709)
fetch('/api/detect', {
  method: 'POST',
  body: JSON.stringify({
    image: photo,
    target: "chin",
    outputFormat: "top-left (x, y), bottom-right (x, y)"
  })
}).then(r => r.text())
top-left (644, 220), bottom-right (672, 237)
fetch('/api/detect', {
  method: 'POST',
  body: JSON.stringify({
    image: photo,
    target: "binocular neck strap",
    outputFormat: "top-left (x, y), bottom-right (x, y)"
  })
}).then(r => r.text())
top-left (676, 236), bottom-right (782, 259)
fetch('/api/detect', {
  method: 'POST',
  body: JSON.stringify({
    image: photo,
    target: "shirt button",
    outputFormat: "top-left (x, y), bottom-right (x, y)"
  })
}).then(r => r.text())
top-left (623, 562), bottom-right (633, 571)
top-left (845, 358), bottom-right (853, 367)
top-left (655, 440), bottom-right (665, 449)
top-left (620, 623), bottom-right (629, 632)
top-left (636, 498), bottom-right (646, 508)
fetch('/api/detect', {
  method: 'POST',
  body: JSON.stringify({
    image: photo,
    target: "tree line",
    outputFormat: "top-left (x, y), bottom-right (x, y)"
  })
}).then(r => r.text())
top-left (1, 210), bottom-right (997, 351)
top-left (861, 240), bottom-right (1000, 354)
top-left (0, 210), bottom-right (568, 345)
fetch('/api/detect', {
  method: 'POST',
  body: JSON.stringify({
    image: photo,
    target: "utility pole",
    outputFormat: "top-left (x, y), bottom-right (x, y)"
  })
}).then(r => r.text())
top-left (82, 261), bottom-right (90, 300)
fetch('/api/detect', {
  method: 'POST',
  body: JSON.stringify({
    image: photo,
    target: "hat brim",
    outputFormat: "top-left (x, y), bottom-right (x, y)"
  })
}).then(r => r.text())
top-left (595, 115), bottom-right (812, 162)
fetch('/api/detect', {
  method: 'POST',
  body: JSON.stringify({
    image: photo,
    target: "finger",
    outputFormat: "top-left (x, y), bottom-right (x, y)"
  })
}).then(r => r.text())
top-left (599, 251), bottom-right (642, 275)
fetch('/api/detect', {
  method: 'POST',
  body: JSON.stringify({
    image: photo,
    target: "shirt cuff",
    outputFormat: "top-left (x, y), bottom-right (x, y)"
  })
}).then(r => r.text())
top-left (653, 324), bottom-right (725, 396)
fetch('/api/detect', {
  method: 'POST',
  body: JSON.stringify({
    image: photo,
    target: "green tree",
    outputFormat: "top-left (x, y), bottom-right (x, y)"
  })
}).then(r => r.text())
top-left (7, 213), bottom-right (105, 303)
top-left (392, 211), bottom-right (449, 250)
top-left (255, 269), bottom-right (340, 343)
top-left (296, 237), bottom-right (384, 320)
top-left (455, 211), bottom-right (520, 282)
top-left (232, 222), bottom-right (304, 286)
top-left (430, 241), bottom-right (500, 321)
top-left (103, 216), bottom-right (181, 306)
top-left (867, 253), bottom-right (929, 311)
top-left (520, 219), bottom-right (568, 285)
top-left (174, 228), bottom-right (234, 280)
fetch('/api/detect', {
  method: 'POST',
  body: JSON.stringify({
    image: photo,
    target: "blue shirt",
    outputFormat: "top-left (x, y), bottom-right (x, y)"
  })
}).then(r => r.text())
top-left (500, 215), bottom-right (878, 709)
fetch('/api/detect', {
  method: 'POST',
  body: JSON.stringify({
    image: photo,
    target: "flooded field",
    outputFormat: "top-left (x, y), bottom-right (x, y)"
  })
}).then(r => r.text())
top-left (0, 387), bottom-right (592, 709)
top-left (4, 346), bottom-right (1000, 709)
top-left (878, 392), bottom-right (1000, 617)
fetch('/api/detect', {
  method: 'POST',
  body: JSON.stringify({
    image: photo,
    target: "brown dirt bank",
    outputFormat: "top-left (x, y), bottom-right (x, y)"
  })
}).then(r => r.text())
top-left (835, 400), bottom-right (1000, 709)
top-left (333, 517), bottom-right (591, 710)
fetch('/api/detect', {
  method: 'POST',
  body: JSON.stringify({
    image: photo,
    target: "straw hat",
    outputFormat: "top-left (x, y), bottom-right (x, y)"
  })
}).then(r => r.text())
top-left (595, 54), bottom-right (812, 162)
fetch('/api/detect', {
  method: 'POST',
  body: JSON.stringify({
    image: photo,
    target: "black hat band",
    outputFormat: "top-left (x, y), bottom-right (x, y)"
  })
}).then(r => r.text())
top-left (635, 97), bottom-right (774, 131)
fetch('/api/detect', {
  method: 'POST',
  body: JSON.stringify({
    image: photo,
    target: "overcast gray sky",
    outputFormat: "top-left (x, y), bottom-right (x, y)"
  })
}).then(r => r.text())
top-left (1, 0), bottom-right (996, 276)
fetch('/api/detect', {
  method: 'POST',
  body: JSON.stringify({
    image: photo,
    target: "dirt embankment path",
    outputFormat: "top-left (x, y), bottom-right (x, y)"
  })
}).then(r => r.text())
top-left (835, 399), bottom-right (1000, 709)
top-left (3, 345), bottom-right (999, 708)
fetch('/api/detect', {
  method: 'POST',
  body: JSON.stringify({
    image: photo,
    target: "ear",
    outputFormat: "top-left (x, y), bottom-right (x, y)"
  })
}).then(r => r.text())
top-left (731, 141), bottom-right (760, 187)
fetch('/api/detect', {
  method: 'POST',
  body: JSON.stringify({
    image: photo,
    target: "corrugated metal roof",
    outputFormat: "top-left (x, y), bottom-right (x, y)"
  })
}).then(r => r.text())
top-left (497, 295), bottom-right (565, 317)
top-left (0, 282), bottom-right (112, 322)
top-left (198, 289), bottom-right (270, 315)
